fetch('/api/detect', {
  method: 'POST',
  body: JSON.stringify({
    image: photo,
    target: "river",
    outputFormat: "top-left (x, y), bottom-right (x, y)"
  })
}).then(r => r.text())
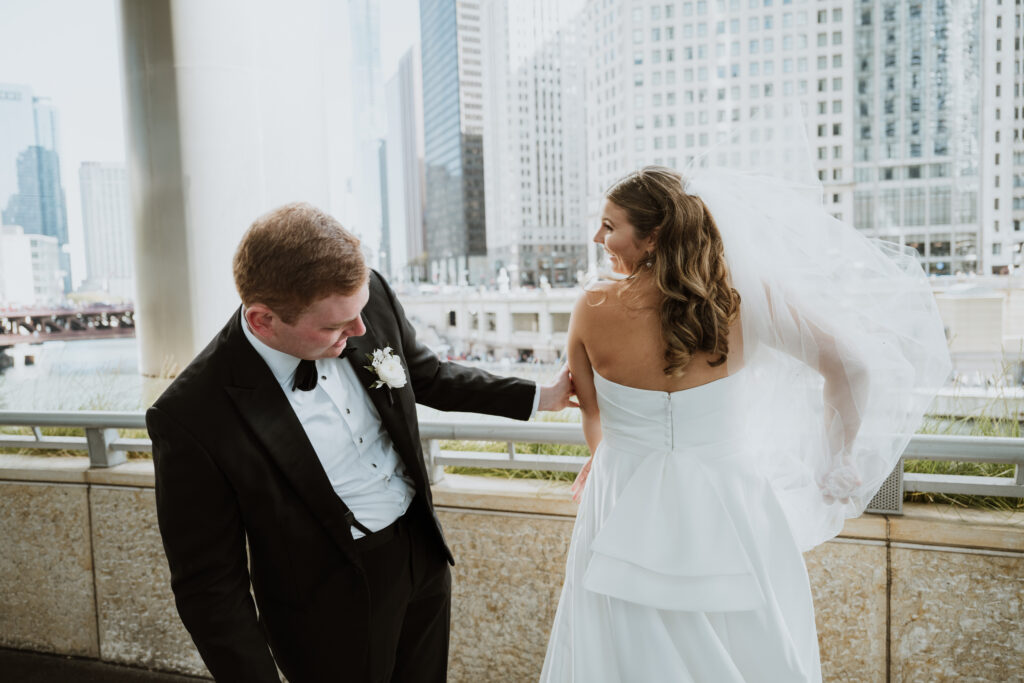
top-left (0, 339), bottom-right (170, 412)
top-left (0, 339), bottom-right (567, 418)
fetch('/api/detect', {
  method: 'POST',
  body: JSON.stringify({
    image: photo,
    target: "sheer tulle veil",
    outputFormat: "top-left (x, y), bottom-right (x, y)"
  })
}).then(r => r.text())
top-left (677, 101), bottom-right (952, 551)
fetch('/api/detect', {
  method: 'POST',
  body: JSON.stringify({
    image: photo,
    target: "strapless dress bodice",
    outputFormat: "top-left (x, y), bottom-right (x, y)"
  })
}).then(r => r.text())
top-left (593, 367), bottom-right (750, 455)
top-left (582, 366), bottom-right (769, 613)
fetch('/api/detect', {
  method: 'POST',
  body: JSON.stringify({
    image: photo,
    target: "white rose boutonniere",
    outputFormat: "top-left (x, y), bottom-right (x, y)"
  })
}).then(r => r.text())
top-left (365, 346), bottom-right (407, 390)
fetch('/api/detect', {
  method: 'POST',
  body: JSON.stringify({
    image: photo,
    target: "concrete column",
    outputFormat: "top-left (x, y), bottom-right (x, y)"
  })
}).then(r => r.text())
top-left (118, 0), bottom-right (332, 376)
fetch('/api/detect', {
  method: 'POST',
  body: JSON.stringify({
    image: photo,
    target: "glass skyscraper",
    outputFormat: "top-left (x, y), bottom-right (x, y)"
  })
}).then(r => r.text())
top-left (0, 84), bottom-right (37, 221)
top-left (852, 0), bottom-right (982, 276)
top-left (420, 0), bottom-right (488, 285)
top-left (0, 86), bottom-right (70, 293)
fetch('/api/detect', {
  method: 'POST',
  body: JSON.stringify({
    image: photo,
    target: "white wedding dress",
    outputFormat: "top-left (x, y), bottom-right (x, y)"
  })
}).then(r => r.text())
top-left (539, 367), bottom-right (822, 682)
top-left (540, 120), bottom-right (951, 681)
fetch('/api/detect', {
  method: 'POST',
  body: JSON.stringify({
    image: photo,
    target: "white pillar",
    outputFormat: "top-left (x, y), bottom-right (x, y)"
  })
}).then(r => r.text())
top-left (119, 0), bottom-right (332, 376)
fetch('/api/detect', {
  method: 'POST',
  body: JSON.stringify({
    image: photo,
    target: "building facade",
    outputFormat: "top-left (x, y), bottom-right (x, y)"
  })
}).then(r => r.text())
top-left (0, 84), bottom-right (36, 214)
top-left (0, 225), bottom-right (61, 306)
top-left (576, 0), bottom-right (1022, 277)
top-left (0, 87), bottom-right (70, 293)
top-left (852, 0), bottom-right (983, 276)
top-left (79, 162), bottom-right (134, 300)
top-left (483, 0), bottom-right (589, 288)
top-left (349, 0), bottom-right (387, 272)
top-left (386, 47), bottom-right (427, 282)
top-left (420, 0), bottom-right (489, 285)
top-left (580, 0), bottom-right (855, 240)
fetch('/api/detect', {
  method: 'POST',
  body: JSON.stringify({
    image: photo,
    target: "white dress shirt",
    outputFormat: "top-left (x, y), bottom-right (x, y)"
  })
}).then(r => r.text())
top-left (241, 311), bottom-right (414, 539)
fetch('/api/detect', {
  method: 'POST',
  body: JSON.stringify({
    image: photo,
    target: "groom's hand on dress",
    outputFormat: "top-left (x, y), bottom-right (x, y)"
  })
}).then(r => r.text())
top-left (537, 363), bottom-right (579, 412)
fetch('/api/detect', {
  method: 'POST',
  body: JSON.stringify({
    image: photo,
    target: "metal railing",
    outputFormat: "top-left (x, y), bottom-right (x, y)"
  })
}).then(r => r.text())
top-left (1, 411), bottom-right (1021, 514)
top-left (0, 411), bottom-right (148, 468)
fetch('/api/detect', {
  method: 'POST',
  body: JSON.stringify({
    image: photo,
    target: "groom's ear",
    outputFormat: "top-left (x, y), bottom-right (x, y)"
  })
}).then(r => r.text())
top-left (244, 304), bottom-right (276, 337)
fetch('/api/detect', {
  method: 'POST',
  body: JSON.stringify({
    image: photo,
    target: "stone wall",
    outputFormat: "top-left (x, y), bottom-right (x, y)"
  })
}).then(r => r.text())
top-left (1, 456), bottom-right (1022, 682)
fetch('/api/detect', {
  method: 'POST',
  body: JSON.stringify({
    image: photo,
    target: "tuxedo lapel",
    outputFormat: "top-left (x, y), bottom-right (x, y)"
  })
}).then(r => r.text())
top-left (222, 315), bottom-right (361, 564)
top-left (344, 316), bottom-right (429, 491)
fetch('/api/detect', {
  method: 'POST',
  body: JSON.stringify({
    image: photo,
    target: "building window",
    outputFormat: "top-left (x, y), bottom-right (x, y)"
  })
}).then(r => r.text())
top-left (930, 187), bottom-right (951, 225)
top-left (904, 188), bottom-right (925, 225)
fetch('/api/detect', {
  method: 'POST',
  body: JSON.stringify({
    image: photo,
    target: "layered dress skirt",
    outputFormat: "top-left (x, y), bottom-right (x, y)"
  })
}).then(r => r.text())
top-left (540, 369), bottom-right (822, 682)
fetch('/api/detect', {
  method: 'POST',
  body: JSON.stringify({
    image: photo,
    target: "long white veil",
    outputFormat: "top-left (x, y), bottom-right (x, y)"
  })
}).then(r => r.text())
top-left (683, 102), bottom-right (952, 551)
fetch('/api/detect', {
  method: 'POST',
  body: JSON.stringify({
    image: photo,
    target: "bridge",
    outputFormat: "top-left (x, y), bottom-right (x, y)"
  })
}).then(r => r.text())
top-left (0, 306), bottom-right (135, 347)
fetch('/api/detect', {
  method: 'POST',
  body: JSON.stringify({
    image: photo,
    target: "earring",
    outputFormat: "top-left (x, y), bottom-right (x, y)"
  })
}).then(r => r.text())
top-left (643, 252), bottom-right (654, 268)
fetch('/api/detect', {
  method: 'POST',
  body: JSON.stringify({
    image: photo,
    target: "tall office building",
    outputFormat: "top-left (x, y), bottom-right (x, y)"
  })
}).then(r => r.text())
top-left (385, 47), bottom-right (427, 282)
top-left (349, 0), bottom-right (387, 271)
top-left (420, 0), bottom-right (488, 285)
top-left (483, 0), bottom-right (588, 288)
top-left (0, 87), bottom-right (70, 292)
top-left (0, 84), bottom-right (36, 212)
top-left (986, 0), bottom-right (1023, 274)
top-left (852, 1), bottom-right (1024, 276)
top-left (578, 0), bottom-right (1020, 276)
top-left (851, 1), bottom-right (981, 276)
top-left (80, 162), bottom-right (134, 300)
top-left (580, 0), bottom-right (856, 259)
top-left (377, 139), bottom-right (391, 277)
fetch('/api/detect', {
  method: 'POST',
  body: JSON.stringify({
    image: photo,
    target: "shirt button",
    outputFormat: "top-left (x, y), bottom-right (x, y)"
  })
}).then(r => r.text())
top-left (321, 375), bottom-right (326, 380)
top-left (346, 408), bottom-right (351, 414)
top-left (372, 463), bottom-right (378, 468)
top-left (359, 437), bottom-right (363, 444)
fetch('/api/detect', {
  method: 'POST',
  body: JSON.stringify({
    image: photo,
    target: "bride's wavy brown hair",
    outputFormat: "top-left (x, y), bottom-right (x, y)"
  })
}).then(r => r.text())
top-left (606, 166), bottom-right (741, 376)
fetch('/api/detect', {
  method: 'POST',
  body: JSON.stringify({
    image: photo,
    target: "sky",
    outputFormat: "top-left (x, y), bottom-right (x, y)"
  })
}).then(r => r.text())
top-left (0, 0), bottom-right (420, 287)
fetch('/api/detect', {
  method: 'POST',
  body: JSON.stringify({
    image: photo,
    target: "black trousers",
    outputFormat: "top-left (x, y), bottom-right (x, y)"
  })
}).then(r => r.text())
top-left (355, 501), bottom-right (452, 683)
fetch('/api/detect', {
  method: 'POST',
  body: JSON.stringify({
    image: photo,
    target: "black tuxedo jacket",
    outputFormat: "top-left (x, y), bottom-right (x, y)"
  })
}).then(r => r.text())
top-left (147, 271), bottom-right (536, 682)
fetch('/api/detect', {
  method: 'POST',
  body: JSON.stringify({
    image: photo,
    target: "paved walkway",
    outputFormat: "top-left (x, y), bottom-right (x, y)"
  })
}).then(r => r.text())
top-left (1, 648), bottom-right (209, 682)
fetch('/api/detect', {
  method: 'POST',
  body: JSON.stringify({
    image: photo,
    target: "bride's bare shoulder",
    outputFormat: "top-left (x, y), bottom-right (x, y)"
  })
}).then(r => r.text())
top-left (574, 278), bottom-right (659, 329)
top-left (575, 278), bottom-right (631, 317)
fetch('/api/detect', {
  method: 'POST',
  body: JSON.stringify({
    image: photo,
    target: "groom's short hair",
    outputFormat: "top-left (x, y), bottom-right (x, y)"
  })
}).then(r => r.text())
top-left (233, 202), bottom-right (367, 324)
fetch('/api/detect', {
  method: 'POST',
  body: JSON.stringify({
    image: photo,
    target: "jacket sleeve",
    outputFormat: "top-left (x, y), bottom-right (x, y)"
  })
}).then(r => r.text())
top-left (373, 272), bottom-right (537, 420)
top-left (147, 405), bottom-right (281, 683)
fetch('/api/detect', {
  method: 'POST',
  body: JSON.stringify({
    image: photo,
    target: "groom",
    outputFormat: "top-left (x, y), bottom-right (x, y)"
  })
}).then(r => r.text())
top-left (147, 203), bottom-right (574, 682)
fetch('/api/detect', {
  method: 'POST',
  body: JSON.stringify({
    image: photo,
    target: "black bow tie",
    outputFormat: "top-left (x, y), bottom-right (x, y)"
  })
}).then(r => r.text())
top-left (292, 347), bottom-right (357, 391)
top-left (292, 359), bottom-right (318, 391)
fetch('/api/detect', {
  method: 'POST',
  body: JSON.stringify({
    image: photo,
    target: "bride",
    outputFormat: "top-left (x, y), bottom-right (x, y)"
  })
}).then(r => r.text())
top-left (539, 166), bottom-right (950, 682)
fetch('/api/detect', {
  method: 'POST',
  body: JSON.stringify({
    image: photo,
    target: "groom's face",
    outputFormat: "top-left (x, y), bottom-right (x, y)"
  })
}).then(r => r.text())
top-left (272, 282), bottom-right (370, 360)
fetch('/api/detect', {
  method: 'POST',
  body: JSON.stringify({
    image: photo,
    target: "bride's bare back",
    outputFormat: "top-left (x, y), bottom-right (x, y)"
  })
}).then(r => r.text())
top-left (574, 277), bottom-right (743, 394)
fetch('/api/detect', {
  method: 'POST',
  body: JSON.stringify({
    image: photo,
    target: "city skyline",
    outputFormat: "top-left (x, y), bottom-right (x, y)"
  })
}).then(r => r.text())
top-left (0, 0), bottom-right (123, 289)
top-left (1, 0), bottom-right (1021, 305)
top-left (0, 0), bottom-right (421, 299)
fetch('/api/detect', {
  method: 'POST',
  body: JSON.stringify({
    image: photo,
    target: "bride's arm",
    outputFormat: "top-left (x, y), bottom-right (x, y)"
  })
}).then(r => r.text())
top-left (763, 286), bottom-right (871, 501)
top-left (567, 292), bottom-right (601, 502)
top-left (568, 292), bottom-right (602, 454)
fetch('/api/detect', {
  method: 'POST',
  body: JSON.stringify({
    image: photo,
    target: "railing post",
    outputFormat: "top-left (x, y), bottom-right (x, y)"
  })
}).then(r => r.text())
top-left (422, 438), bottom-right (445, 485)
top-left (86, 427), bottom-right (125, 468)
